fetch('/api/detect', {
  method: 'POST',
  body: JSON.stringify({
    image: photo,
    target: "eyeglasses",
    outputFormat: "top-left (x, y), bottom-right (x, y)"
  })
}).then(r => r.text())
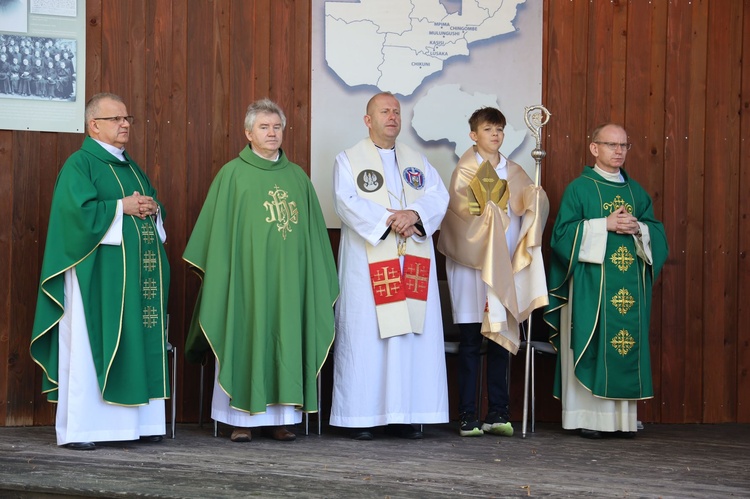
top-left (594, 141), bottom-right (632, 151)
top-left (93, 115), bottom-right (135, 125)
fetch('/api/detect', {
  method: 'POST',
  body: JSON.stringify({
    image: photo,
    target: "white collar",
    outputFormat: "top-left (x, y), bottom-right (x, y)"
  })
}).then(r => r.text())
top-left (594, 165), bottom-right (624, 182)
top-left (93, 138), bottom-right (126, 161)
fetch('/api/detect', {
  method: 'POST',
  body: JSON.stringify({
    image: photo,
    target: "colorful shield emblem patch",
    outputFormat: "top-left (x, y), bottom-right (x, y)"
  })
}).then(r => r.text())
top-left (402, 167), bottom-right (425, 190)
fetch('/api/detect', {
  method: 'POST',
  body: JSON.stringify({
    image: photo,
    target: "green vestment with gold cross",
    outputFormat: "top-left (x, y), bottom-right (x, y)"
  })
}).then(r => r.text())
top-left (31, 136), bottom-right (171, 405)
top-left (183, 146), bottom-right (338, 414)
top-left (544, 166), bottom-right (668, 400)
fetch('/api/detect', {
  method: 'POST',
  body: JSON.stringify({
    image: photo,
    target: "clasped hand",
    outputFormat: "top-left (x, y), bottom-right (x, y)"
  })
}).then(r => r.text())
top-left (386, 208), bottom-right (422, 237)
top-left (607, 205), bottom-right (639, 235)
top-left (122, 191), bottom-right (158, 219)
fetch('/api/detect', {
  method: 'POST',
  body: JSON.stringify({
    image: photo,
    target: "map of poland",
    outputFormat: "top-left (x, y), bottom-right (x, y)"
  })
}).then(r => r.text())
top-left (325, 0), bottom-right (525, 96)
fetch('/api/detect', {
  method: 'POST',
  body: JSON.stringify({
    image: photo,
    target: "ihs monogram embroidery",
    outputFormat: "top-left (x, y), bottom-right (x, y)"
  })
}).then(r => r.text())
top-left (264, 184), bottom-right (299, 240)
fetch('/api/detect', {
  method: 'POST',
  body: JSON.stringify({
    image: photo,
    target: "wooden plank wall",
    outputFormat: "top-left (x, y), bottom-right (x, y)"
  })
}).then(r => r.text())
top-left (0, 0), bottom-right (747, 426)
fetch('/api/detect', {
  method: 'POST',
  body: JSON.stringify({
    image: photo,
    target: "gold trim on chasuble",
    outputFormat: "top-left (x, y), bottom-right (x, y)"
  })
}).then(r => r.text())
top-left (140, 220), bottom-right (161, 330)
top-left (108, 163), bottom-right (165, 335)
top-left (102, 162), bottom-right (169, 399)
top-left (604, 193), bottom-right (637, 358)
top-left (264, 184), bottom-right (299, 240)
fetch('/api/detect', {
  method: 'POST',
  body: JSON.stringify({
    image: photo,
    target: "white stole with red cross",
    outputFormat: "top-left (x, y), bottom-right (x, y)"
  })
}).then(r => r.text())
top-left (345, 138), bottom-right (431, 338)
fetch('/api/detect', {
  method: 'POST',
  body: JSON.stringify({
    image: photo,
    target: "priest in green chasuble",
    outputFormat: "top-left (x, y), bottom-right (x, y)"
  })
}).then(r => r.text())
top-left (31, 93), bottom-right (170, 450)
top-left (544, 123), bottom-right (668, 438)
top-left (184, 99), bottom-right (338, 443)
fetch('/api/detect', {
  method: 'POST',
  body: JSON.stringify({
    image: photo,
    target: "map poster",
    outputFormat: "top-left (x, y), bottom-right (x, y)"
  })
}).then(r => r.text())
top-left (311, 0), bottom-right (542, 227)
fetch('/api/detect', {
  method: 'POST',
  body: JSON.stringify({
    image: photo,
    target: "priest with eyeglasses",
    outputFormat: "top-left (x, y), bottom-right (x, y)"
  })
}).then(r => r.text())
top-left (544, 123), bottom-right (669, 439)
top-left (32, 93), bottom-right (170, 450)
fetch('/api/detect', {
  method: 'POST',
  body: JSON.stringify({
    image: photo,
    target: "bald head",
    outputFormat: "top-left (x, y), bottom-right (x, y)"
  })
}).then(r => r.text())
top-left (364, 92), bottom-right (402, 149)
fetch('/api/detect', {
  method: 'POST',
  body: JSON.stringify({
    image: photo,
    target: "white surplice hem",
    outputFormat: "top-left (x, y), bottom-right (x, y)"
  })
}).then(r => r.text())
top-left (56, 268), bottom-right (165, 446)
top-left (210, 364), bottom-right (302, 428)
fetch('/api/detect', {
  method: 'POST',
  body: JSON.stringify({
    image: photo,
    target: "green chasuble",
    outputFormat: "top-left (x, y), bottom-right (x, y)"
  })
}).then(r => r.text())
top-left (31, 136), bottom-right (170, 405)
top-left (544, 167), bottom-right (668, 400)
top-left (183, 146), bottom-right (338, 414)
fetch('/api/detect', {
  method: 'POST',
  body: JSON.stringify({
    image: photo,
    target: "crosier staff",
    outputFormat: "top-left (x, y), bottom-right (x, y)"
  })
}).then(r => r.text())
top-left (521, 104), bottom-right (551, 439)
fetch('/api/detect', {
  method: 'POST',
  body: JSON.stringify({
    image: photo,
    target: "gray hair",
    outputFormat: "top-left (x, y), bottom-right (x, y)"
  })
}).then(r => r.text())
top-left (244, 98), bottom-right (286, 130)
top-left (85, 92), bottom-right (124, 132)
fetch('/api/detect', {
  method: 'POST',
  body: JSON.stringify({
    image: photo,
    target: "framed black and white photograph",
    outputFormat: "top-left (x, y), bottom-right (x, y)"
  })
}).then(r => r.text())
top-left (0, 0), bottom-right (85, 133)
top-left (0, 35), bottom-right (77, 102)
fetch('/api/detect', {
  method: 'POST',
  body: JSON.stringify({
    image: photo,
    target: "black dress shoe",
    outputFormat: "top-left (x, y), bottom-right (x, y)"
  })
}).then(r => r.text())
top-left (139, 435), bottom-right (164, 443)
top-left (350, 428), bottom-right (374, 440)
top-left (614, 431), bottom-right (636, 439)
top-left (63, 442), bottom-right (96, 450)
top-left (386, 424), bottom-right (423, 440)
top-left (579, 429), bottom-right (603, 439)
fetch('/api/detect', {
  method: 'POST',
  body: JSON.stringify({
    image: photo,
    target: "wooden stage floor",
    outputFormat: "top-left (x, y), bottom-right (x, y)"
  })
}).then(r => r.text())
top-left (1, 422), bottom-right (748, 498)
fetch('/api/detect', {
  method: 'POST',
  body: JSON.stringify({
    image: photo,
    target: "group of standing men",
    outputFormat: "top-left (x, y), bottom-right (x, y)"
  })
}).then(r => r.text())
top-left (30, 91), bottom-right (667, 450)
top-left (0, 36), bottom-right (75, 100)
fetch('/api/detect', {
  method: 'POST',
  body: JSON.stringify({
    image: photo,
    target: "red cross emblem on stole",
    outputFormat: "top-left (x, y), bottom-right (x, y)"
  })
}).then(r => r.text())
top-left (369, 259), bottom-right (406, 305)
top-left (403, 255), bottom-right (430, 301)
